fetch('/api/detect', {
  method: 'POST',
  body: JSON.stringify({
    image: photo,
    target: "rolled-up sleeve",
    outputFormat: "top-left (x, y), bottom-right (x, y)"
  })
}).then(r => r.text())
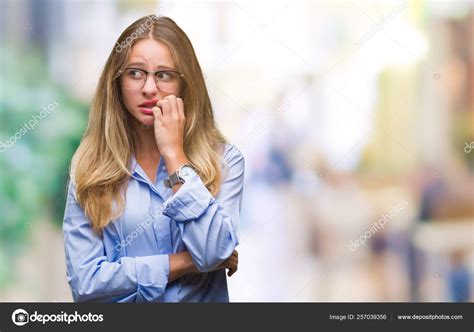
top-left (162, 144), bottom-right (245, 272)
top-left (63, 181), bottom-right (170, 302)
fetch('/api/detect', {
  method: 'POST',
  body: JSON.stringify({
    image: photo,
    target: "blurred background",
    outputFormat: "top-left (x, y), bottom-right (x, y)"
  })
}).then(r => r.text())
top-left (0, 0), bottom-right (472, 302)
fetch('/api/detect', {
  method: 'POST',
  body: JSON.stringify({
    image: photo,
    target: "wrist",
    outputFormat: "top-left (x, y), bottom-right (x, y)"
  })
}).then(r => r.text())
top-left (160, 147), bottom-right (182, 160)
top-left (162, 150), bottom-right (189, 176)
top-left (183, 252), bottom-right (199, 274)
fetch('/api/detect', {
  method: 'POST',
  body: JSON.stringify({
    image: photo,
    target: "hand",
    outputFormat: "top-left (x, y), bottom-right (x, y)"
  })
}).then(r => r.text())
top-left (214, 250), bottom-right (238, 277)
top-left (152, 95), bottom-right (185, 158)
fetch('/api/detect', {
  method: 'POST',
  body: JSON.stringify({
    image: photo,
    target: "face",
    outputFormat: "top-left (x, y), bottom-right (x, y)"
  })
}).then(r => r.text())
top-left (120, 38), bottom-right (182, 127)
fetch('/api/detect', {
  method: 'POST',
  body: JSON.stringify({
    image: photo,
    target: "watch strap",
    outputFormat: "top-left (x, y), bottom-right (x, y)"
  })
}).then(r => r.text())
top-left (164, 164), bottom-right (193, 188)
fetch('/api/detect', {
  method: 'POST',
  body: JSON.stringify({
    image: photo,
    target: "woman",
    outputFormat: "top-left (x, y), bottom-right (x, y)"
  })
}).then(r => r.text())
top-left (63, 15), bottom-right (245, 302)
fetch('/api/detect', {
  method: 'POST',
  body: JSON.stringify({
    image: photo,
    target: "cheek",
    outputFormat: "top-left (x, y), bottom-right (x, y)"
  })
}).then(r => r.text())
top-left (174, 84), bottom-right (184, 98)
top-left (121, 89), bottom-right (137, 110)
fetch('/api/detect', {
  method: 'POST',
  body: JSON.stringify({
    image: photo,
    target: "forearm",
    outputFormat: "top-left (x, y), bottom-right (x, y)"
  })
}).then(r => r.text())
top-left (168, 252), bottom-right (199, 282)
top-left (162, 151), bottom-right (189, 194)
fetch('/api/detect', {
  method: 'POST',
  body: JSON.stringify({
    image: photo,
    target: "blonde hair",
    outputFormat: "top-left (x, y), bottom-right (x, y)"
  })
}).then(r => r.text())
top-left (70, 15), bottom-right (227, 234)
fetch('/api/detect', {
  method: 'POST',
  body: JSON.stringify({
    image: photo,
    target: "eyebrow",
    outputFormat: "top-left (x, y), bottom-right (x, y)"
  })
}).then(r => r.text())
top-left (127, 62), bottom-right (175, 70)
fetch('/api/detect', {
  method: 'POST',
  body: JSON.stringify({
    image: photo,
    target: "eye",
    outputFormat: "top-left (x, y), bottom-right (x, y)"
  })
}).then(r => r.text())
top-left (126, 69), bottom-right (145, 79)
top-left (156, 71), bottom-right (177, 82)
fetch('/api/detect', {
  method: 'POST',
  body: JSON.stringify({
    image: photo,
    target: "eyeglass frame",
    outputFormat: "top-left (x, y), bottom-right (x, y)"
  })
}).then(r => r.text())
top-left (118, 67), bottom-right (185, 91)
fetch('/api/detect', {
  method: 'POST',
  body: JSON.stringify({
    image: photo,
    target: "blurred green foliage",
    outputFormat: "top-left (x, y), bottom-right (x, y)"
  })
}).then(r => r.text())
top-left (0, 44), bottom-right (88, 289)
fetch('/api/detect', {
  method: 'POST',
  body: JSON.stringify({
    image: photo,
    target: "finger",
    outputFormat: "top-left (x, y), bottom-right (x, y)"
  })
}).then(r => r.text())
top-left (229, 257), bottom-right (238, 268)
top-left (152, 106), bottom-right (163, 124)
top-left (156, 99), bottom-right (171, 121)
top-left (165, 95), bottom-right (179, 120)
top-left (177, 97), bottom-right (185, 120)
top-left (228, 266), bottom-right (238, 277)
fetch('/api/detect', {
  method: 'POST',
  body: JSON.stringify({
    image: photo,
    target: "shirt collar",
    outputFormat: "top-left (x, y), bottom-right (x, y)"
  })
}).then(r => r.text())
top-left (130, 154), bottom-right (138, 173)
top-left (130, 154), bottom-right (167, 181)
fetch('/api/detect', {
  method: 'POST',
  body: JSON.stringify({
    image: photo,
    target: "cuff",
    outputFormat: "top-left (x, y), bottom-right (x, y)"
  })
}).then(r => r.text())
top-left (162, 172), bottom-right (215, 222)
top-left (134, 255), bottom-right (169, 302)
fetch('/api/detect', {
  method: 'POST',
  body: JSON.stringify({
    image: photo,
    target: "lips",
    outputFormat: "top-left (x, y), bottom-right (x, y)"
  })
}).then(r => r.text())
top-left (139, 99), bottom-right (159, 108)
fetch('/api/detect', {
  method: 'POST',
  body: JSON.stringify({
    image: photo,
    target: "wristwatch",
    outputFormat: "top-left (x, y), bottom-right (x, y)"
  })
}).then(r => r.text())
top-left (164, 164), bottom-right (196, 188)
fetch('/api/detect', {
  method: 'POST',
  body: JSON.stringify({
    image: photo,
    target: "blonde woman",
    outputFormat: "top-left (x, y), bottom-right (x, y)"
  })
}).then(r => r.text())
top-left (63, 15), bottom-right (244, 302)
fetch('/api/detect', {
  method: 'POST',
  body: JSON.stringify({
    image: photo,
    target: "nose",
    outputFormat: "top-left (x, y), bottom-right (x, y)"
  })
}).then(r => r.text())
top-left (141, 74), bottom-right (159, 98)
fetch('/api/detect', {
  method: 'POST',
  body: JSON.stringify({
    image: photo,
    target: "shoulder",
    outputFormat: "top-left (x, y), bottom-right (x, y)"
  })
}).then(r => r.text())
top-left (65, 177), bottom-right (79, 204)
top-left (219, 143), bottom-right (245, 182)
top-left (222, 143), bottom-right (245, 167)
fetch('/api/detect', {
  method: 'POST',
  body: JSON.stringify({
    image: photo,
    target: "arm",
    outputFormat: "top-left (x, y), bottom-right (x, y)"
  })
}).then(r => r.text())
top-left (151, 96), bottom-right (244, 273)
top-left (170, 250), bottom-right (239, 280)
top-left (168, 252), bottom-right (198, 282)
top-left (161, 144), bottom-right (245, 272)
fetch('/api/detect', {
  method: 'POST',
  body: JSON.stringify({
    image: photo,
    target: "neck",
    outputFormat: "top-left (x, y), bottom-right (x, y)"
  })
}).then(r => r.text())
top-left (133, 121), bottom-right (160, 159)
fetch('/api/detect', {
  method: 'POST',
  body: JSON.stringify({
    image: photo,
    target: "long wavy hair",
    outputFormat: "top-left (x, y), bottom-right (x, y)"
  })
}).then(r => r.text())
top-left (70, 15), bottom-right (227, 234)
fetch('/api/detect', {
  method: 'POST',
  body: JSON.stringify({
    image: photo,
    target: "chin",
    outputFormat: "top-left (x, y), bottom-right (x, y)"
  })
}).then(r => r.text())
top-left (140, 116), bottom-right (154, 127)
top-left (130, 110), bottom-right (154, 127)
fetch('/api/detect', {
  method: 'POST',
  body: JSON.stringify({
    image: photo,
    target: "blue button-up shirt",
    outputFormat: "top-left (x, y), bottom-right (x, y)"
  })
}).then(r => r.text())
top-left (63, 143), bottom-right (244, 302)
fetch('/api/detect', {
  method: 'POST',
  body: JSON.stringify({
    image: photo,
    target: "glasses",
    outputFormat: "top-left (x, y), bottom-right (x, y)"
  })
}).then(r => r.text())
top-left (119, 67), bottom-right (184, 91)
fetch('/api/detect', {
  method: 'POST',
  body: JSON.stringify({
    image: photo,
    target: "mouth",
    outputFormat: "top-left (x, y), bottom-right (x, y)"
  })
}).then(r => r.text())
top-left (139, 99), bottom-right (159, 108)
top-left (138, 99), bottom-right (159, 115)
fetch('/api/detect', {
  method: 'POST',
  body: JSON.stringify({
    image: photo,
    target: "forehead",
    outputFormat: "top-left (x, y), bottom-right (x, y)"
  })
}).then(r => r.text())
top-left (128, 38), bottom-right (175, 69)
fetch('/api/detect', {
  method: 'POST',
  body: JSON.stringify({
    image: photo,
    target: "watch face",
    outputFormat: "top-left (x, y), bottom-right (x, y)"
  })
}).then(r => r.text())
top-left (179, 165), bottom-right (195, 178)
